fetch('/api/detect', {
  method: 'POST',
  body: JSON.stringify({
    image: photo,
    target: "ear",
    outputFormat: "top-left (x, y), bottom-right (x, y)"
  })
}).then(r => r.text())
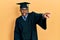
top-left (20, 8), bottom-right (22, 12)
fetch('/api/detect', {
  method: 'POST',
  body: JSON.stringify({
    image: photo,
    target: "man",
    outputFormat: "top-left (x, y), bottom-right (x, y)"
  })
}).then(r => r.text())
top-left (14, 2), bottom-right (50, 40)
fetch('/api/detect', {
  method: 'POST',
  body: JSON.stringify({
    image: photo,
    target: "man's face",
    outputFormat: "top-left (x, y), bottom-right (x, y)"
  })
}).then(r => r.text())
top-left (20, 8), bottom-right (29, 15)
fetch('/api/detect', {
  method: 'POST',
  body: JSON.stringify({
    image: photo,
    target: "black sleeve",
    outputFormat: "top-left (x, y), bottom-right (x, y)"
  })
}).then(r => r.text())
top-left (33, 12), bottom-right (47, 30)
top-left (14, 18), bottom-right (22, 40)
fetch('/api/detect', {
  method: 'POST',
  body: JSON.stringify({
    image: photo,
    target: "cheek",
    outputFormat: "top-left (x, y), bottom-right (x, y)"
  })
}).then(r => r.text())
top-left (25, 10), bottom-right (28, 12)
top-left (20, 10), bottom-right (23, 13)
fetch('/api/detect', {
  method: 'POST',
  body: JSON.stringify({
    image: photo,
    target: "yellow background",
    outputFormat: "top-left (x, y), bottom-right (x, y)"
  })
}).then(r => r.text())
top-left (0, 0), bottom-right (60, 40)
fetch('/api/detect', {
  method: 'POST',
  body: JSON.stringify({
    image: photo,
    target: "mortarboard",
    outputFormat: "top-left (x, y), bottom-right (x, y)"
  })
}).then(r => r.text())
top-left (17, 2), bottom-right (30, 8)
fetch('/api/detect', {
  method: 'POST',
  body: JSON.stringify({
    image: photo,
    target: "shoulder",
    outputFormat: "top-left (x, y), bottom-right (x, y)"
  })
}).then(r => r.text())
top-left (29, 11), bottom-right (37, 16)
top-left (30, 11), bottom-right (42, 15)
top-left (29, 11), bottom-right (42, 16)
top-left (30, 11), bottom-right (37, 14)
top-left (16, 16), bottom-right (22, 21)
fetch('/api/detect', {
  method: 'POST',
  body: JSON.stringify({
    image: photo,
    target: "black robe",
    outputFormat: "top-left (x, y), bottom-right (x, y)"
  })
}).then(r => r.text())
top-left (14, 11), bottom-right (47, 40)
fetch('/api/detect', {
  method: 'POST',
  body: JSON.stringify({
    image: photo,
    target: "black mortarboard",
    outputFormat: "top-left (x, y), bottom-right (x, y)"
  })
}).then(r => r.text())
top-left (17, 2), bottom-right (30, 8)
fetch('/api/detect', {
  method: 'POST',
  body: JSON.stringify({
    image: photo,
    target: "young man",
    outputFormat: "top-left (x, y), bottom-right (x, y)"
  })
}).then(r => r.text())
top-left (14, 2), bottom-right (50, 40)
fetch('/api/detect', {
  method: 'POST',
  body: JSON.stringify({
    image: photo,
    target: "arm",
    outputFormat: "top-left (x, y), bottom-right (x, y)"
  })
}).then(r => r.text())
top-left (14, 18), bottom-right (22, 40)
top-left (33, 12), bottom-right (47, 30)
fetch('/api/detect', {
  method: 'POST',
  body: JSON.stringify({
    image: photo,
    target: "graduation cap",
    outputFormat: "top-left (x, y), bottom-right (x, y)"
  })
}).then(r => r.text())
top-left (17, 2), bottom-right (30, 8)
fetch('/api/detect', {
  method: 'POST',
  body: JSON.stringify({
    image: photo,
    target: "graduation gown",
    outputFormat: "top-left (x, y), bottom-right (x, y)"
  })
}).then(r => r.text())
top-left (14, 11), bottom-right (47, 40)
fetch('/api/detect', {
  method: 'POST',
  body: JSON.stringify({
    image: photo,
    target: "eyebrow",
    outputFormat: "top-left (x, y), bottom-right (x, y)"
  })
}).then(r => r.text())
top-left (21, 8), bottom-right (28, 10)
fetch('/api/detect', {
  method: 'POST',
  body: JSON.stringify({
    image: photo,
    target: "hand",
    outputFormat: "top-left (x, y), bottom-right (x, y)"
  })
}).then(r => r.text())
top-left (43, 12), bottom-right (50, 19)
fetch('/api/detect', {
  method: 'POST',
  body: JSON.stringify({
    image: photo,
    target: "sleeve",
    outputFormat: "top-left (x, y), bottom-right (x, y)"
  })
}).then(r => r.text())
top-left (33, 12), bottom-right (47, 30)
top-left (14, 18), bottom-right (22, 40)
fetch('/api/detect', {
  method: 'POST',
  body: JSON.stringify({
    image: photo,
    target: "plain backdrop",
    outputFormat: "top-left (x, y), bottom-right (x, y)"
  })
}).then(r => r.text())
top-left (0, 0), bottom-right (60, 40)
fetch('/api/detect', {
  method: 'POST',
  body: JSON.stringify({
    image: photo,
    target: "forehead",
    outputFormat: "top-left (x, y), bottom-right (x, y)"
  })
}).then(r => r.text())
top-left (21, 8), bottom-right (28, 10)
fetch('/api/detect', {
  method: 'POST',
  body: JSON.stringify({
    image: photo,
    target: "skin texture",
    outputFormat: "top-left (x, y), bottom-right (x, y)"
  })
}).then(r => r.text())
top-left (20, 8), bottom-right (29, 16)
